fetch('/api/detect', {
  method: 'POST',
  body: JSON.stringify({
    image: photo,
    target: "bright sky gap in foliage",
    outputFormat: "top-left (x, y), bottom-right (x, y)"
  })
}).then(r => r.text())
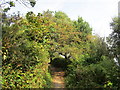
top-left (5, 0), bottom-right (119, 37)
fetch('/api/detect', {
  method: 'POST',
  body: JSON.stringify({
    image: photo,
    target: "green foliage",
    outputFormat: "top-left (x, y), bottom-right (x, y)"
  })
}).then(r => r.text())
top-left (3, 7), bottom-right (10, 12)
top-left (9, 1), bottom-right (15, 7)
top-left (29, 0), bottom-right (36, 7)
top-left (108, 17), bottom-right (120, 65)
top-left (2, 12), bottom-right (52, 88)
top-left (82, 36), bottom-right (109, 66)
top-left (66, 56), bottom-right (120, 88)
top-left (2, 63), bottom-right (51, 88)
top-left (2, 10), bottom-right (119, 89)
top-left (74, 17), bottom-right (92, 35)
top-left (54, 11), bottom-right (72, 24)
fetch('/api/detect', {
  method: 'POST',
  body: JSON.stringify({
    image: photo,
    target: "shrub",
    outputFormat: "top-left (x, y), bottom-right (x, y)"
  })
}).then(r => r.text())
top-left (2, 63), bottom-right (52, 88)
top-left (66, 56), bottom-right (120, 88)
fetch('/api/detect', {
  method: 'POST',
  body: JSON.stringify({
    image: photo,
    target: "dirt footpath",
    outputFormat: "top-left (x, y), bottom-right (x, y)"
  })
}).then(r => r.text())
top-left (50, 66), bottom-right (65, 88)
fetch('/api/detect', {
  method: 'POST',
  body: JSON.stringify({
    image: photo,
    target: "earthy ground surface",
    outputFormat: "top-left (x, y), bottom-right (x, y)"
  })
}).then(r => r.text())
top-left (50, 66), bottom-right (65, 88)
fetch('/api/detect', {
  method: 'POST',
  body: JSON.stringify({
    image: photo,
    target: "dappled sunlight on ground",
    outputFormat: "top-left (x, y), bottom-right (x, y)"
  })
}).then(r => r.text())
top-left (50, 66), bottom-right (65, 88)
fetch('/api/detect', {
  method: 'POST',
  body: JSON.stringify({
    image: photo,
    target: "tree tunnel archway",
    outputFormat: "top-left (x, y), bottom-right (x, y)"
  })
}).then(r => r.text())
top-left (50, 57), bottom-right (72, 70)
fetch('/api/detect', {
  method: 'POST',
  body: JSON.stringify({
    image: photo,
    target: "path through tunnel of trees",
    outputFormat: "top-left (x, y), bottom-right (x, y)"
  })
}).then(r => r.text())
top-left (1, 8), bottom-right (120, 88)
top-left (50, 57), bottom-right (72, 70)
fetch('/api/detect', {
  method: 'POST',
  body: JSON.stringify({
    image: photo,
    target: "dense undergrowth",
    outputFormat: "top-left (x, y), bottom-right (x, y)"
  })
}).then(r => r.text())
top-left (2, 11), bottom-right (53, 88)
top-left (2, 10), bottom-right (120, 88)
top-left (3, 63), bottom-right (51, 88)
top-left (65, 56), bottom-right (120, 88)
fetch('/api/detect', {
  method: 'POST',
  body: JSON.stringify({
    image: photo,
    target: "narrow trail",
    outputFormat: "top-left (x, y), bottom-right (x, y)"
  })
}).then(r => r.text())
top-left (50, 66), bottom-right (65, 88)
